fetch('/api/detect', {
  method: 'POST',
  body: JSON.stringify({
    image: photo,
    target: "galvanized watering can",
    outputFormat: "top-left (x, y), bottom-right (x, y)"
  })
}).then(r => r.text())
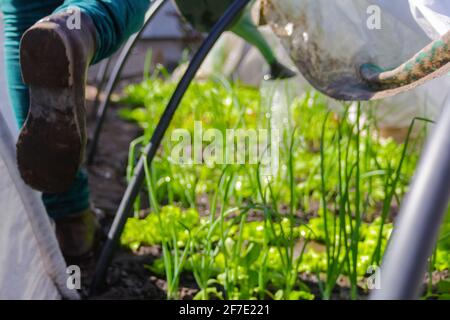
top-left (261, 0), bottom-right (450, 101)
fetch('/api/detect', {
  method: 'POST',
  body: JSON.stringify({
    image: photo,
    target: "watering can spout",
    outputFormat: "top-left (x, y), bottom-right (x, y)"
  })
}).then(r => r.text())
top-left (360, 30), bottom-right (450, 91)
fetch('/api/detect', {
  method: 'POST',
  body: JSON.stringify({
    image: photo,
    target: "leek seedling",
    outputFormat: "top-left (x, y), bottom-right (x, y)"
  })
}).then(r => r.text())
top-left (144, 156), bottom-right (191, 300)
top-left (371, 117), bottom-right (434, 265)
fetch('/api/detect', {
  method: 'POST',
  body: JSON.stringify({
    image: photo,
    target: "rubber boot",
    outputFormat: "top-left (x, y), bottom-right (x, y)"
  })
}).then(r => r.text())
top-left (17, 10), bottom-right (97, 193)
top-left (55, 209), bottom-right (100, 264)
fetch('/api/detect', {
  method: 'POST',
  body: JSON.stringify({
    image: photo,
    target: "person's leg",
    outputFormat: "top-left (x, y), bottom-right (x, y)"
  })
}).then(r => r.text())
top-left (54, 0), bottom-right (151, 64)
top-left (1, 0), bottom-right (90, 222)
top-left (1, 0), bottom-right (63, 126)
top-left (42, 0), bottom-right (151, 218)
top-left (1, 0), bottom-right (150, 125)
top-left (1, 0), bottom-right (149, 261)
top-left (3, 0), bottom-right (149, 219)
top-left (16, 0), bottom-right (150, 194)
top-left (2, 0), bottom-right (150, 130)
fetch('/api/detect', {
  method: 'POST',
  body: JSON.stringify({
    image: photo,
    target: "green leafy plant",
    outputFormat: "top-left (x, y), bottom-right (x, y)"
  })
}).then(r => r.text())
top-left (118, 77), bottom-right (448, 300)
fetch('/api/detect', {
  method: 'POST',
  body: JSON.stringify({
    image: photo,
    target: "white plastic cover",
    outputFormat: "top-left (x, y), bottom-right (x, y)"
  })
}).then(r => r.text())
top-left (0, 112), bottom-right (79, 300)
top-left (408, 0), bottom-right (450, 38)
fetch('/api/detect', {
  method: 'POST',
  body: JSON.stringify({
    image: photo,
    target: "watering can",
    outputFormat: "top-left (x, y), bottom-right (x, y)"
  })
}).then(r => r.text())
top-left (172, 0), bottom-right (296, 80)
top-left (261, 0), bottom-right (450, 101)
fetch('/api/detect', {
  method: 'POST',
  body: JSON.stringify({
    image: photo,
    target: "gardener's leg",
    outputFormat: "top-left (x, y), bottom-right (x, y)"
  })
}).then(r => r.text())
top-left (1, 0), bottom-right (62, 126)
top-left (16, 0), bottom-right (150, 193)
top-left (0, 0), bottom-right (95, 260)
top-left (54, 0), bottom-right (151, 64)
top-left (21, 1), bottom-right (149, 258)
top-left (42, 0), bottom-right (150, 224)
top-left (1, 0), bottom-right (150, 259)
top-left (1, 0), bottom-right (149, 126)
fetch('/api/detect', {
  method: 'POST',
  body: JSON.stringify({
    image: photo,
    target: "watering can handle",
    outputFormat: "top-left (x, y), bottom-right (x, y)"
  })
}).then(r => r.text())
top-left (360, 30), bottom-right (450, 90)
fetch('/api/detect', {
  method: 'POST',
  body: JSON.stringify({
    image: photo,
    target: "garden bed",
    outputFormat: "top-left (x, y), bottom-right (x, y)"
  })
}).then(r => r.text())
top-left (84, 78), bottom-right (449, 300)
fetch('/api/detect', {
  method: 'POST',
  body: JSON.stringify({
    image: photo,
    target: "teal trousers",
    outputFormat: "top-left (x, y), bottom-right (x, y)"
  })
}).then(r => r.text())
top-left (1, 0), bottom-right (150, 219)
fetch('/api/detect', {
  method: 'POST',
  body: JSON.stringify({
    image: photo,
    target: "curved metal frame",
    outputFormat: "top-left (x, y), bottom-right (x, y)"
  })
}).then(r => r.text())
top-left (89, 0), bottom-right (252, 295)
top-left (87, 0), bottom-right (168, 165)
top-left (371, 102), bottom-right (450, 299)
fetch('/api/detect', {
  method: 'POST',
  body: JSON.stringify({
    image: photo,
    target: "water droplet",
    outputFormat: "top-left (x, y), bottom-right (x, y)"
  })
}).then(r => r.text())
top-left (303, 32), bottom-right (309, 43)
top-left (285, 23), bottom-right (294, 36)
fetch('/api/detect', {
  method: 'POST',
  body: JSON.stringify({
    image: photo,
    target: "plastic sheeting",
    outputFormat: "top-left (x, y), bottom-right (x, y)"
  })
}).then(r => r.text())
top-left (408, 0), bottom-right (450, 38)
top-left (0, 111), bottom-right (79, 300)
top-left (262, 0), bottom-right (450, 101)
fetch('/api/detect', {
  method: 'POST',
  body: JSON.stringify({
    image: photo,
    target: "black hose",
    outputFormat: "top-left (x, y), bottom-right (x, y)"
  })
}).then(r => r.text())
top-left (89, 0), bottom-right (252, 295)
top-left (87, 0), bottom-right (168, 165)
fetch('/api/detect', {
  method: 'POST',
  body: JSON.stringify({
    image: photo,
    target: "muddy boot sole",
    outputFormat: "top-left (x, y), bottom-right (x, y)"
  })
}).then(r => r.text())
top-left (17, 20), bottom-right (89, 193)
